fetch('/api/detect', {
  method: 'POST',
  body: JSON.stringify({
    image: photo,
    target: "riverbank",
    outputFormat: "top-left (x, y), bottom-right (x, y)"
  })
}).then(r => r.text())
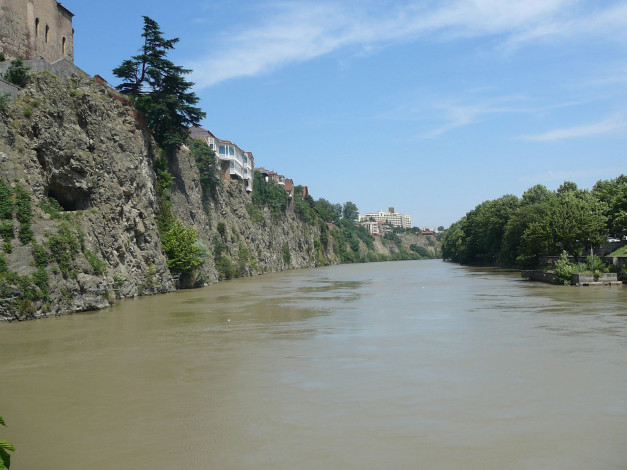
top-left (0, 73), bottom-right (440, 321)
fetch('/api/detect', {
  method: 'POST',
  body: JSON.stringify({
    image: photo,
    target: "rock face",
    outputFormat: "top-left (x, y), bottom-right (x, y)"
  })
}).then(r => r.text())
top-left (0, 73), bottom-right (341, 321)
top-left (0, 74), bottom-right (173, 320)
top-left (0, 73), bottom-right (440, 321)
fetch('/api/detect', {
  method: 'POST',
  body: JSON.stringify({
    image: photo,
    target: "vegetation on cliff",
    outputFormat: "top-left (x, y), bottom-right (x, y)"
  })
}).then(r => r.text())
top-left (113, 16), bottom-right (204, 151)
top-left (442, 176), bottom-right (627, 268)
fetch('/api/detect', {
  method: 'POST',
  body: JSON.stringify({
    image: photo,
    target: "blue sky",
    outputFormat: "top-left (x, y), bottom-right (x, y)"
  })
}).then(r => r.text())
top-left (64, 0), bottom-right (626, 227)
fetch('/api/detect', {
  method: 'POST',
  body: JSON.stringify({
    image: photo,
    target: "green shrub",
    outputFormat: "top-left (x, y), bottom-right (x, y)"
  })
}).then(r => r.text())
top-left (1, 414), bottom-right (17, 469)
top-left (554, 251), bottom-right (575, 285)
top-left (0, 181), bottom-right (13, 219)
top-left (40, 197), bottom-right (68, 220)
top-left (0, 221), bottom-right (14, 241)
top-left (47, 223), bottom-right (80, 278)
top-left (3, 57), bottom-right (30, 87)
top-left (246, 204), bottom-right (265, 224)
top-left (84, 249), bottom-right (107, 276)
top-left (32, 242), bottom-right (48, 268)
top-left (215, 255), bottom-right (235, 280)
top-left (32, 267), bottom-right (49, 299)
top-left (189, 140), bottom-right (220, 203)
top-left (282, 242), bottom-right (291, 266)
top-left (18, 223), bottom-right (32, 244)
top-left (216, 222), bottom-right (226, 239)
top-left (0, 93), bottom-right (10, 112)
top-left (161, 219), bottom-right (203, 275)
top-left (585, 255), bottom-right (606, 274)
top-left (410, 244), bottom-right (432, 259)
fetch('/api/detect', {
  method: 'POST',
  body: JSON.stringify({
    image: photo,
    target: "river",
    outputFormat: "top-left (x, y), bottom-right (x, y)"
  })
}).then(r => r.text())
top-left (1, 260), bottom-right (626, 469)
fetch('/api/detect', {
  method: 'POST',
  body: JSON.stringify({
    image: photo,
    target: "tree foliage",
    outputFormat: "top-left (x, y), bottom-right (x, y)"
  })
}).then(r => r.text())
top-left (3, 57), bottom-right (29, 88)
top-left (442, 177), bottom-right (617, 268)
top-left (189, 139), bottom-right (220, 203)
top-left (251, 171), bottom-right (289, 219)
top-left (113, 17), bottom-right (205, 150)
top-left (342, 201), bottom-right (359, 221)
top-left (161, 219), bottom-right (204, 275)
top-left (0, 415), bottom-right (16, 469)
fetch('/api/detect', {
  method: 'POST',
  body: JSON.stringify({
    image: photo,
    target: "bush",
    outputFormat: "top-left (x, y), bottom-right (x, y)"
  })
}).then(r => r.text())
top-left (215, 255), bottom-right (235, 280)
top-left (161, 219), bottom-right (204, 275)
top-left (0, 93), bottom-right (10, 112)
top-left (0, 181), bottom-right (13, 220)
top-left (282, 243), bottom-right (291, 266)
top-left (3, 57), bottom-right (30, 87)
top-left (553, 251), bottom-right (574, 285)
top-left (32, 242), bottom-right (48, 268)
top-left (189, 140), bottom-right (220, 203)
top-left (410, 244), bottom-right (432, 258)
top-left (40, 197), bottom-right (69, 220)
top-left (84, 249), bottom-right (107, 276)
top-left (585, 255), bottom-right (606, 274)
top-left (47, 223), bottom-right (80, 278)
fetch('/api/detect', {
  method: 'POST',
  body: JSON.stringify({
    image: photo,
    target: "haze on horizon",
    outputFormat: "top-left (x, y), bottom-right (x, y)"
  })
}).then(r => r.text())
top-left (66, 0), bottom-right (626, 227)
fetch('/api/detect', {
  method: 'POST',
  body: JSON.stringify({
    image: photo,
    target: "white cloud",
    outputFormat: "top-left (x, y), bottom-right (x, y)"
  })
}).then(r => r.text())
top-left (188, 0), bottom-right (627, 88)
top-left (520, 167), bottom-right (626, 183)
top-left (520, 115), bottom-right (627, 141)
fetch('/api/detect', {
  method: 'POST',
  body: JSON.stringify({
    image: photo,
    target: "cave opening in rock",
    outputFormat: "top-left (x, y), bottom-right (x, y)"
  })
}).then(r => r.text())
top-left (47, 186), bottom-right (91, 211)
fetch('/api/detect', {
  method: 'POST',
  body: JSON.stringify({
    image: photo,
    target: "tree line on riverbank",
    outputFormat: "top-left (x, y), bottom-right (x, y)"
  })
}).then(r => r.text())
top-left (441, 176), bottom-right (627, 268)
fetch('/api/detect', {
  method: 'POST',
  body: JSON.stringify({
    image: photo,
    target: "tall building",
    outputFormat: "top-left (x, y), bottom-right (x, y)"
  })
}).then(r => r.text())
top-left (359, 207), bottom-right (411, 229)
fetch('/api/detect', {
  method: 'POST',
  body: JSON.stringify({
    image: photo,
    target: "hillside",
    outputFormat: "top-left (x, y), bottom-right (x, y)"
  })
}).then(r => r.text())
top-left (0, 73), bottom-right (440, 321)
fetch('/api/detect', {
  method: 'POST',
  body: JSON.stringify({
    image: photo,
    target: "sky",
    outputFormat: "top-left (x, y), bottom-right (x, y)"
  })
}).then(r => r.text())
top-left (62, 0), bottom-right (626, 228)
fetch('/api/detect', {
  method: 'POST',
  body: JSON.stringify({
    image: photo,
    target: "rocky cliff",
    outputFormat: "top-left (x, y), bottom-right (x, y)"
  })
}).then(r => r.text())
top-left (0, 73), bottom-right (439, 321)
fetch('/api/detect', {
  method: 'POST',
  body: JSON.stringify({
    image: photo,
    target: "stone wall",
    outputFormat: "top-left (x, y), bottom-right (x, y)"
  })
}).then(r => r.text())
top-left (0, 76), bottom-right (19, 99)
top-left (0, 58), bottom-right (88, 84)
top-left (0, 0), bottom-right (73, 63)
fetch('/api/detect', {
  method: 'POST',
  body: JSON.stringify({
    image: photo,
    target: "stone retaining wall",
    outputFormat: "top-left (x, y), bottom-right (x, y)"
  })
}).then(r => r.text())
top-left (0, 57), bottom-right (87, 82)
top-left (0, 76), bottom-right (19, 99)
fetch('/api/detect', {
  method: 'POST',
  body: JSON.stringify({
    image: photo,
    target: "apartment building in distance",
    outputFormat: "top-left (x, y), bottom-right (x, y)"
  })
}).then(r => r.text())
top-left (359, 207), bottom-right (412, 231)
top-left (190, 127), bottom-right (254, 192)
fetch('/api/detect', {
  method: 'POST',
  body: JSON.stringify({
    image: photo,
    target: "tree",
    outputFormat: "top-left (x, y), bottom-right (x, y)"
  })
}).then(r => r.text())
top-left (161, 219), bottom-right (204, 275)
top-left (189, 140), bottom-right (220, 202)
top-left (342, 201), bottom-right (359, 222)
top-left (592, 175), bottom-right (627, 237)
top-left (113, 17), bottom-right (205, 151)
top-left (3, 57), bottom-right (29, 88)
top-left (0, 415), bottom-right (16, 469)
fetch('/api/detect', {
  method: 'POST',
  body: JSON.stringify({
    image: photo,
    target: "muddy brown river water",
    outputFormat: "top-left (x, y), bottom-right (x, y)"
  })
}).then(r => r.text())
top-left (1, 260), bottom-right (626, 469)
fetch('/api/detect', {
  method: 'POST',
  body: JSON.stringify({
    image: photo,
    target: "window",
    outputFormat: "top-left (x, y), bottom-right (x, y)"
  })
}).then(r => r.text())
top-left (229, 147), bottom-right (234, 156)
top-left (229, 161), bottom-right (234, 169)
top-left (209, 143), bottom-right (214, 150)
top-left (45, 25), bottom-right (49, 43)
top-left (35, 18), bottom-right (40, 37)
top-left (62, 37), bottom-right (66, 54)
top-left (219, 145), bottom-right (226, 154)
top-left (243, 156), bottom-right (248, 164)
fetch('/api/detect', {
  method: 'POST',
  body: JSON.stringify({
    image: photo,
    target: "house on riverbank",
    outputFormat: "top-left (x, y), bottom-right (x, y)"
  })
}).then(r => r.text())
top-left (190, 127), bottom-right (254, 193)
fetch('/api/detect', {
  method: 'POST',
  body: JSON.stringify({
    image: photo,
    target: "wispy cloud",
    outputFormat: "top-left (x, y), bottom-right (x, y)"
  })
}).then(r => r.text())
top-left (520, 114), bottom-right (627, 141)
top-left (188, 0), bottom-right (627, 88)
top-left (377, 93), bottom-right (585, 138)
top-left (520, 167), bottom-right (626, 183)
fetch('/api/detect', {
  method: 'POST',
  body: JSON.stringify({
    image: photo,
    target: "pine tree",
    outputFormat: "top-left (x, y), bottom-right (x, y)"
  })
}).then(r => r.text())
top-left (113, 17), bottom-right (205, 150)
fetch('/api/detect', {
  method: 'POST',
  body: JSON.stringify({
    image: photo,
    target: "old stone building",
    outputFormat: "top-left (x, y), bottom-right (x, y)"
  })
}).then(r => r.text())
top-left (0, 0), bottom-right (74, 63)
